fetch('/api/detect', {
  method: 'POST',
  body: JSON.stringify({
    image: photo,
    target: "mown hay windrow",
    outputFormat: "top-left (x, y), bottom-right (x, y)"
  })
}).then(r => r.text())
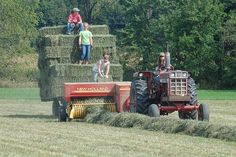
top-left (84, 107), bottom-right (236, 142)
top-left (39, 25), bottom-right (109, 36)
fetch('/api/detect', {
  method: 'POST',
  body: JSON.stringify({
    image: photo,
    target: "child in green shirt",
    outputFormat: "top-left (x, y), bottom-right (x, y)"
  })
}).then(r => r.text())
top-left (78, 22), bottom-right (93, 64)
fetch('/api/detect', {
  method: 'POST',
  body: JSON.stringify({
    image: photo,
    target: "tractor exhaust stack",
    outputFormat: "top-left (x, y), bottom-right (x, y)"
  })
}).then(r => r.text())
top-left (165, 46), bottom-right (171, 70)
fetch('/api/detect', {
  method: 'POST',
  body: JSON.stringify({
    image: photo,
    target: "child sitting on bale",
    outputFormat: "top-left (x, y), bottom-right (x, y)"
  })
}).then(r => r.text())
top-left (67, 8), bottom-right (84, 35)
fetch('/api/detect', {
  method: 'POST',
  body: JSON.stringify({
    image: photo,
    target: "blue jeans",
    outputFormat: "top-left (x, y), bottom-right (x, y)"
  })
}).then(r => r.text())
top-left (81, 45), bottom-right (91, 61)
top-left (67, 23), bottom-right (84, 34)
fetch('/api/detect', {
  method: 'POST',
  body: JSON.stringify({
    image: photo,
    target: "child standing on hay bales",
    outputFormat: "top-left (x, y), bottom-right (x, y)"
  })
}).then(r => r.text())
top-left (92, 52), bottom-right (110, 82)
top-left (78, 22), bottom-right (93, 64)
top-left (67, 8), bottom-right (84, 35)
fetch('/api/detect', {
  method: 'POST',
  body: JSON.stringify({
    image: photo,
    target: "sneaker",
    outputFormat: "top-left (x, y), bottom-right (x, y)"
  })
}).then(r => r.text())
top-left (67, 32), bottom-right (71, 35)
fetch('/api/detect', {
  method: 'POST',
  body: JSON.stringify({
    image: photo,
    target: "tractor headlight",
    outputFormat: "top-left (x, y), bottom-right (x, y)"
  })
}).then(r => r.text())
top-left (182, 72), bottom-right (187, 77)
top-left (170, 73), bottom-right (175, 77)
top-left (138, 73), bottom-right (143, 77)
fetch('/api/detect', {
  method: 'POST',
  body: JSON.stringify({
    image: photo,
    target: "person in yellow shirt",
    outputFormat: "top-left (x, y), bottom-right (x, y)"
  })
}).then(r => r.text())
top-left (78, 22), bottom-right (93, 64)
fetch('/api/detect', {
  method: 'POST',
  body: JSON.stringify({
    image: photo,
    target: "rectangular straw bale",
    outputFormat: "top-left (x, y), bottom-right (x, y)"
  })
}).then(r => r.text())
top-left (49, 64), bottom-right (93, 77)
top-left (49, 64), bottom-right (123, 80)
top-left (39, 85), bottom-right (53, 101)
top-left (93, 35), bottom-right (116, 47)
top-left (41, 84), bottom-right (64, 101)
top-left (43, 35), bottom-right (60, 46)
top-left (39, 25), bottom-right (109, 36)
top-left (38, 58), bottom-right (58, 71)
top-left (48, 76), bottom-right (93, 87)
top-left (39, 25), bottom-right (66, 36)
top-left (89, 25), bottom-right (109, 35)
top-left (109, 64), bottom-right (123, 81)
top-left (90, 46), bottom-right (119, 64)
top-left (39, 63), bottom-right (123, 101)
top-left (44, 46), bottom-right (73, 59)
top-left (50, 85), bottom-right (64, 98)
top-left (42, 35), bottom-right (116, 47)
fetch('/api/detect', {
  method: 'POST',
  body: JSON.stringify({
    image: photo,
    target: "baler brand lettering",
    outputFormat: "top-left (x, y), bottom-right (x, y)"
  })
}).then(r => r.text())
top-left (76, 87), bottom-right (109, 92)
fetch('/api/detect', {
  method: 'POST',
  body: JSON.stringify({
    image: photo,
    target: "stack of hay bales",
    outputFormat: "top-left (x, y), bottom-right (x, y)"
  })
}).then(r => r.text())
top-left (37, 25), bottom-right (123, 101)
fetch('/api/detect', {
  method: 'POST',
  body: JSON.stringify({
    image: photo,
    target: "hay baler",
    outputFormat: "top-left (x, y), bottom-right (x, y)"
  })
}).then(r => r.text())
top-left (58, 82), bottom-right (131, 121)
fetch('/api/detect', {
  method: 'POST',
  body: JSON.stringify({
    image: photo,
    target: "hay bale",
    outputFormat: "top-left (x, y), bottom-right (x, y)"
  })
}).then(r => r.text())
top-left (38, 63), bottom-right (123, 101)
top-left (44, 46), bottom-right (73, 59)
top-left (97, 75), bottom-right (113, 82)
top-left (39, 46), bottom-right (119, 64)
top-left (42, 35), bottom-right (116, 47)
top-left (49, 64), bottom-right (123, 79)
top-left (39, 25), bottom-right (109, 36)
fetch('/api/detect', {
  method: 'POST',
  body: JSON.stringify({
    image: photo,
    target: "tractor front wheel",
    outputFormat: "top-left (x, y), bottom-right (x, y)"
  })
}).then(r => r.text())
top-left (148, 104), bottom-right (160, 117)
top-left (198, 104), bottom-right (209, 121)
top-left (179, 77), bottom-right (198, 120)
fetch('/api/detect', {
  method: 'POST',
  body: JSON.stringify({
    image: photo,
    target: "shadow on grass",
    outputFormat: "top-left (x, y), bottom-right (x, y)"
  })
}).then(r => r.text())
top-left (2, 114), bottom-right (55, 120)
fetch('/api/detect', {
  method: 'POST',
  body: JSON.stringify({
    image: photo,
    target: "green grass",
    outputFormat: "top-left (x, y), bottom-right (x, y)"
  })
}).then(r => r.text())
top-left (0, 89), bottom-right (235, 156)
top-left (0, 88), bottom-right (235, 100)
top-left (0, 88), bottom-right (40, 100)
top-left (0, 100), bottom-right (235, 157)
top-left (198, 90), bottom-right (236, 100)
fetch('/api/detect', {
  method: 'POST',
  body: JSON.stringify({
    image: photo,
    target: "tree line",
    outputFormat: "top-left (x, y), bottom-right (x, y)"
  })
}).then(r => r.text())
top-left (0, 0), bottom-right (235, 88)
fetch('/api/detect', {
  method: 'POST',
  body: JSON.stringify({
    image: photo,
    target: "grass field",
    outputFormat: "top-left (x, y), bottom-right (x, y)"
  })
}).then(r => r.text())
top-left (0, 88), bottom-right (235, 156)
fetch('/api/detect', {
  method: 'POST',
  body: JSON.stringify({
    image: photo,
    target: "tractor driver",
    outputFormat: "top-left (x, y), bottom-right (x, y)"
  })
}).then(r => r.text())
top-left (154, 52), bottom-right (165, 86)
top-left (155, 52), bottom-right (166, 72)
top-left (154, 52), bottom-right (174, 86)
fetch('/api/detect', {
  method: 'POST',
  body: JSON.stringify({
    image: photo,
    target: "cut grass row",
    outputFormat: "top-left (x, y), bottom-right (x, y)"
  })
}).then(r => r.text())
top-left (84, 106), bottom-right (236, 142)
top-left (0, 88), bottom-right (235, 100)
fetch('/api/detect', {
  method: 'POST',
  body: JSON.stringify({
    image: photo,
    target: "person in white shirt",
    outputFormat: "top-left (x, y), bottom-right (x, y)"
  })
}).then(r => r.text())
top-left (92, 52), bottom-right (110, 82)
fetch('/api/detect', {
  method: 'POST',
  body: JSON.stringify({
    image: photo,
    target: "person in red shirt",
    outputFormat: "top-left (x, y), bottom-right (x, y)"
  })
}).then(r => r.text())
top-left (67, 8), bottom-right (84, 35)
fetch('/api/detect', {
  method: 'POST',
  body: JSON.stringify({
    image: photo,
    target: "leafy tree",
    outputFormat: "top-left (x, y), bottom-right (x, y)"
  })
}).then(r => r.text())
top-left (0, 0), bottom-right (39, 81)
top-left (119, 0), bottom-right (164, 69)
top-left (37, 0), bottom-right (69, 27)
top-left (160, 0), bottom-right (224, 87)
top-left (120, 0), bottom-right (225, 87)
top-left (0, 0), bottom-right (38, 52)
top-left (220, 11), bottom-right (236, 88)
top-left (76, 0), bottom-right (118, 24)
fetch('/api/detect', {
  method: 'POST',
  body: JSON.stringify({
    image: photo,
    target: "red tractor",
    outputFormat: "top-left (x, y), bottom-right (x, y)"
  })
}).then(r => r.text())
top-left (129, 51), bottom-right (209, 121)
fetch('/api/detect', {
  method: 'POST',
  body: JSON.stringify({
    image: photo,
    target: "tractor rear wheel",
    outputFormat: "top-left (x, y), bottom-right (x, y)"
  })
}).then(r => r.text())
top-left (178, 77), bottom-right (197, 120)
top-left (130, 80), bottom-right (149, 114)
top-left (58, 99), bottom-right (68, 122)
top-left (148, 104), bottom-right (160, 117)
top-left (198, 104), bottom-right (209, 121)
top-left (52, 98), bottom-right (59, 117)
top-left (58, 105), bottom-right (67, 122)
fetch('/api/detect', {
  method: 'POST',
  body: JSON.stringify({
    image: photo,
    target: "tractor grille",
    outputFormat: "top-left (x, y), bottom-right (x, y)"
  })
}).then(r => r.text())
top-left (170, 79), bottom-right (187, 95)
